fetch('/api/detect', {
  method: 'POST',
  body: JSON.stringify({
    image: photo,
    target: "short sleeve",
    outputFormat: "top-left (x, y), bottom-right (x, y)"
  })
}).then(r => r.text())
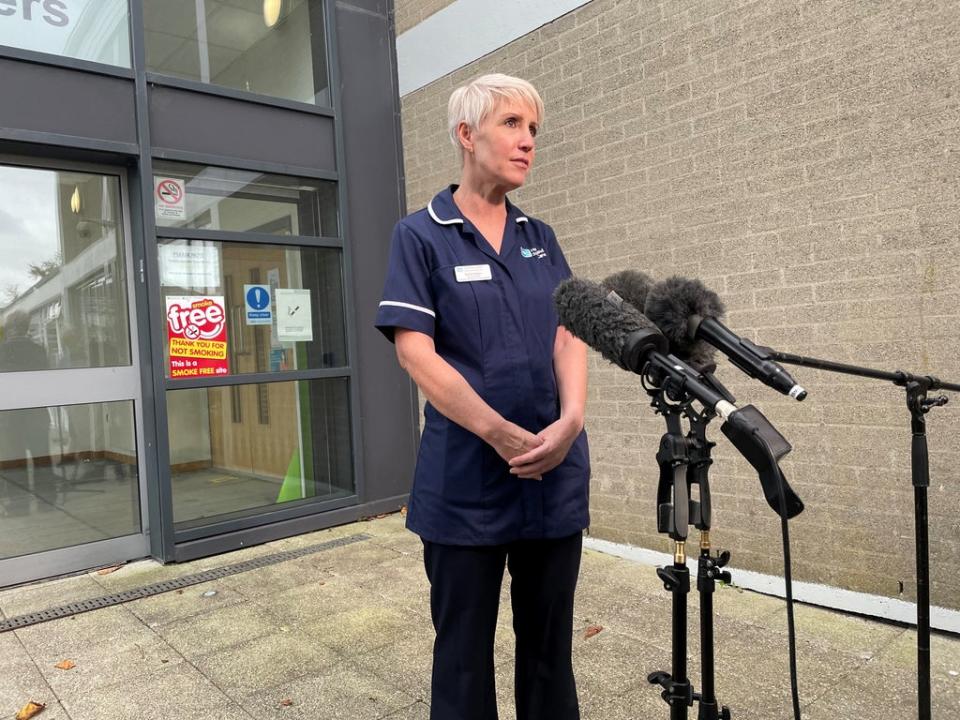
top-left (375, 222), bottom-right (436, 343)
top-left (545, 223), bottom-right (572, 281)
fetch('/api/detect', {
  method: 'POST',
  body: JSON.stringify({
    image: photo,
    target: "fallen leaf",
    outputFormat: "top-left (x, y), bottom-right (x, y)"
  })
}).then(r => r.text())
top-left (96, 564), bottom-right (122, 576)
top-left (54, 660), bottom-right (76, 671)
top-left (15, 701), bottom-right (46, 720)
top-left (399, 505), bottom-right (408, 516)
top-left (583, 625), bottom-right (604, 640)
top-left (278, 698), bottom-right (295, 707)
top-left (374, 513), bottom-right (389, 519)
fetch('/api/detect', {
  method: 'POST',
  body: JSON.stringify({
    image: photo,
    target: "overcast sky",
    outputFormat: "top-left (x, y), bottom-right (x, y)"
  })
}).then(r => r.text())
top-left (0, 167), bottom-right (58, 305)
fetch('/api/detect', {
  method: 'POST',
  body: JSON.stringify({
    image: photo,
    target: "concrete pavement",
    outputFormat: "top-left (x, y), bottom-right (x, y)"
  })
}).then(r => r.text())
top-left (0, 513), bottom-right (957, 719)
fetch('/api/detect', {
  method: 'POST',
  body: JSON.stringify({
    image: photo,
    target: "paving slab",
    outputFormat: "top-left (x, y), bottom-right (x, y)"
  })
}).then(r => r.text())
top-left (14, 605), bottom-right (152, 666)
top-left (0, 515), bottom-right (957, 720)
top-left (381, 701), bottom-right (430, 719)
top-left (126, 578), bottom-right (247, 627)
top-left (33, 630), bottom-right (182, 702)
top-left (0, 634), bottom-right (60, 720)
top-left (190, 630), bottom-right (341, 696)
top-left (252, 574), bottom-right (373, 627)
top-left (0, 574), bottom-right (107, 618)
top-left (238, 659), bottom-right (416, 720)
top-left (152, 600), bottom-right (283, 660)
top-left (60, 661), bottom-right (252, 720)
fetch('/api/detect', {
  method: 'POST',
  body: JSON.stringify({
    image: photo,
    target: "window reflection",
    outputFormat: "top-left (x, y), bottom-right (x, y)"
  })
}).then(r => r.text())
top-left (0, 401), bottom-right (140, 560)
top-left (143, 0), bottom-right (329, 106)
top-left (0, 165), bottom-right (131, 372)
top-left (0, 0), bottom-right (130, 67)
top-left (168, 378), bottom-right (353, 528)
top-left (152, 161), bottom-right (338, 236)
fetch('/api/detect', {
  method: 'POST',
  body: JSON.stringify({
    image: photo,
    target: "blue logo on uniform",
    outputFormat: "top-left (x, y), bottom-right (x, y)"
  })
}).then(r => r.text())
top-left (520, 246), bottom-right (547, 259)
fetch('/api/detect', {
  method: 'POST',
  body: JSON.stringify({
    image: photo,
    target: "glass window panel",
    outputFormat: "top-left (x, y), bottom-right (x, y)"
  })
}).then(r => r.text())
top-left (0, 400), bottom-right (140, 560)
top-left (0, 0), bottom-right (130, 67)
top-left (143, 0), bottom-right (329, 106)
top-left (168, 378), bottom-right (353, 528)
top-left (0, 165), bottom-right (131, 372)
top-left (152, 161), bottom-right (338, 236)
top-left (158, 239), bottom-right (347, 378)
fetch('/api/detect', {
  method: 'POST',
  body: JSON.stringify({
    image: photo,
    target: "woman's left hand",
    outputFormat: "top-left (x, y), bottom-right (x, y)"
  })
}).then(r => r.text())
top-left (507, 416), bottom-right (582, 479)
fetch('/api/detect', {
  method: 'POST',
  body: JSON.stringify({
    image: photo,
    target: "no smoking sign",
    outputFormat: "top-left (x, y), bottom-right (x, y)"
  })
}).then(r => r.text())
top-left (154, 177), bottom-right (186, 220)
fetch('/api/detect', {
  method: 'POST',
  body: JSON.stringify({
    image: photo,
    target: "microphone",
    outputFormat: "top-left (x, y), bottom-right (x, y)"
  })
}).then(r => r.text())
top-left (602, 269), bottom-right (718, 371)
top-left (554, 276), bottom-right (804, 519)
top-left (554, 277), bottom-right (667, 373)
top-left (553, 278), bottom-right (736, 419)
top-left (645, 276), bottom-right (808, 401)
top-left (601, 269), bottom-right (656, 313)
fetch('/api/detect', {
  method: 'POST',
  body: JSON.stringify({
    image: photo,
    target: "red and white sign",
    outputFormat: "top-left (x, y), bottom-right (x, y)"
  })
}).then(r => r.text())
top-left (155, 177), bottom-right (186, 220)
top-left (166, 296), bottom-right (229, 378)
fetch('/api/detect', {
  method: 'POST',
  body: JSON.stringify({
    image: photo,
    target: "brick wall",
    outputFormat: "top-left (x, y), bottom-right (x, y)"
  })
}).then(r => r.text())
top-left (396, 0), bottom-right (960, 610)
top-left (394, 0), bottom-right (457, 35)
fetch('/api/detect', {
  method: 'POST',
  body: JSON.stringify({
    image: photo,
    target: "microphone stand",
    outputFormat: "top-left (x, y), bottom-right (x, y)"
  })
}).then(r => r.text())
top-left (645, 371), bottom-right (734, 720)
top-left (769, 351), bottom-right (960, 720)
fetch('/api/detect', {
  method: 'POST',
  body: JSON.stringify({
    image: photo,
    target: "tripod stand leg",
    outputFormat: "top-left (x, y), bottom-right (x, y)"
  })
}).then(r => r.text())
top-left (649, 542), bottom-right (694, 719)
top-left (907, 381), bottom-right (933, 720)
top-left (915, 485), bottom-right (931, 720)
top-left (696, 534), bottom-right (731, 720)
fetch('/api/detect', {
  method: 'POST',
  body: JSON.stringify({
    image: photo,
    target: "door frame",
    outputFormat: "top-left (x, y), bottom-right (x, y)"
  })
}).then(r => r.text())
top-left (0, 155), bottom-right (155, 588)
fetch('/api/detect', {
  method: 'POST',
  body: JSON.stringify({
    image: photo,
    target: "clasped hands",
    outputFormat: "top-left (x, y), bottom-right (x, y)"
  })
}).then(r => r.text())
top-left (489, 416), bottom-right (581, 480)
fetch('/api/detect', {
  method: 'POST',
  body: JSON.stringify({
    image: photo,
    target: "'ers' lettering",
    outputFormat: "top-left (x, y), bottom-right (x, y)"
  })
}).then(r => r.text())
top-left (0, 1), bottom-right (69, 28)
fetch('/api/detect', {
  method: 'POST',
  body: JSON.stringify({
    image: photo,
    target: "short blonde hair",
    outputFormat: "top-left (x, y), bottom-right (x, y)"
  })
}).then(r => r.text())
top-left (447, 74), bottom-right (544, 154)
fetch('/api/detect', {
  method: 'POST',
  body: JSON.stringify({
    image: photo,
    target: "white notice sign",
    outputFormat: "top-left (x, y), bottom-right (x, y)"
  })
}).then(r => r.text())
top-left (155, 177), bottom-right (186, 220)
top-left (276, 289), bottom-right (313, 342)
top-left (159, 241), bottom-right (221, 288)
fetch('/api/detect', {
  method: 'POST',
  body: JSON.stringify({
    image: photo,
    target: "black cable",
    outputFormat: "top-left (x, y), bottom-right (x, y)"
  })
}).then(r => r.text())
top-left (780, 498), bottom-right (802, 720)
top-left (760, 427), bottom-right (802, 720)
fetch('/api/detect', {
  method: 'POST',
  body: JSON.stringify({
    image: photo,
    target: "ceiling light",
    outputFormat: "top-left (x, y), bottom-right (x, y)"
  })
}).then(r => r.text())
top-left (263, 0), bottom-right (282, 28)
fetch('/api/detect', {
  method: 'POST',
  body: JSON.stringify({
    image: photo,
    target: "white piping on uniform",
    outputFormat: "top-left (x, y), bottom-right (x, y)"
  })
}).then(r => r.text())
top-left (516, 216), bottom-right (529, 223)
top-left (379, 300), bottom-right (436, 318)
top-left (427, 200), bottom-right (464, 225)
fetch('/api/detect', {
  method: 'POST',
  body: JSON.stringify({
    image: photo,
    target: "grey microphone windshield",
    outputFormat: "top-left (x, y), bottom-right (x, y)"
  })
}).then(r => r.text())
top-left (646, 276), bottom-right (807, 400)
top-left (601, 270), bottom-right (656, 313)
top-left (644, 276), bottom-right (724, 370)
top-left (553, 277), bottom-right (667, 372)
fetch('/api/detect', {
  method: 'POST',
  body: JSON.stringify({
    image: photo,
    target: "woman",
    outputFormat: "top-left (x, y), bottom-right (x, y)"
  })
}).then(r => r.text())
top-left (375, 74), bottom-right (590, 720)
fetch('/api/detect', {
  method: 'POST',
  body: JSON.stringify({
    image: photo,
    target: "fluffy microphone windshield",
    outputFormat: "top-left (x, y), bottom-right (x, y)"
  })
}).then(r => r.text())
top-left (644, 276), bottom-right (725, 370)
top-left (601, 270), bottom-right (656, 312)
top-left (553, 277), bottom-right (657, 371)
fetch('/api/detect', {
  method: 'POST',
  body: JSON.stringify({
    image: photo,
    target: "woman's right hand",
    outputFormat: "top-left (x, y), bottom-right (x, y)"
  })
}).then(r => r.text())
top-left (487, 420), bottom-right (544, 478)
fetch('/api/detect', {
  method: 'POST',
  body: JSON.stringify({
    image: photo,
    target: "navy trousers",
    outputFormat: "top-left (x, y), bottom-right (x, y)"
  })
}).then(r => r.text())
top-left (422, 532), bottom-right (583, 720)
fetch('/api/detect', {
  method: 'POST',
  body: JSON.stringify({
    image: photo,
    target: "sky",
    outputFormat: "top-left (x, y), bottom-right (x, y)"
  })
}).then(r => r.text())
top-left (0, 166), bottom-right (59, 306)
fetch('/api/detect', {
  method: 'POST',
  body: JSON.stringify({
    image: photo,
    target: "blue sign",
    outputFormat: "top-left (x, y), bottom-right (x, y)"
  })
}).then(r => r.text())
top-left (243, 284), bottom-right (272, 325)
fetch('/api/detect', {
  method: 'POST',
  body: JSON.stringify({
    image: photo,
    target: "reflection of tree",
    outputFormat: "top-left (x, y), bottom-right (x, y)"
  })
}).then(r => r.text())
top-left (28, 253), bottom-right (63, 284)
top-left (3, 285), bottom-right (21, 306)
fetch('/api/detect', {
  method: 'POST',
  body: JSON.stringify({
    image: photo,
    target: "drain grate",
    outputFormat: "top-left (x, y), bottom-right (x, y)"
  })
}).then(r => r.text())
top-left (0, 533), bottom-right (371, 633)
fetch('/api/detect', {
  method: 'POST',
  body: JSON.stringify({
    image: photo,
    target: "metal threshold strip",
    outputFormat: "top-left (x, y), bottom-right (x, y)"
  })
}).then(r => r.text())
top-left (0, 533), bottom-right (371, 633)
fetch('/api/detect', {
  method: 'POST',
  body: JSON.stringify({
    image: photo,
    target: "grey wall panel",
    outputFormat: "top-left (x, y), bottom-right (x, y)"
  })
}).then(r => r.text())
top-left (0, 58), bottom-right (137, 144)
top-left (336, 1), bottom-right (417, 502)
top-left (148, 86), bottom-right (337, 172)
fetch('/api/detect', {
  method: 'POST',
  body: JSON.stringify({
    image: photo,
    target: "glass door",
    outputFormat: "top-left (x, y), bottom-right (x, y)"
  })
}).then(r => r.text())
top-left (0, 159), bottom-right (149, 587)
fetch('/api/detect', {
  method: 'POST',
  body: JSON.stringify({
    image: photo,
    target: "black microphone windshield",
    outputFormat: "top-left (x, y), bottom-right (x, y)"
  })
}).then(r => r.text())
top-left (644, 276), bottom-right (724, 369)
top-left (601, 270), bottom-right (656, 313)
top-left (554, 277), bottom-right (666, 372)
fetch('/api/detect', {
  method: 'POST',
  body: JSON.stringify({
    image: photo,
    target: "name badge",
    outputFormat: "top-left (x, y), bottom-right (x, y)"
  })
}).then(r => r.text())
top-left (454, 264), bottom-right (492, 282)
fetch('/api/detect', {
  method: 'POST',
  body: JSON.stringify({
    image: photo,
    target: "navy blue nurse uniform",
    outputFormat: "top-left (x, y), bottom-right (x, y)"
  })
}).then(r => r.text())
top-left (375, 186), bottom-right (590, 545)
